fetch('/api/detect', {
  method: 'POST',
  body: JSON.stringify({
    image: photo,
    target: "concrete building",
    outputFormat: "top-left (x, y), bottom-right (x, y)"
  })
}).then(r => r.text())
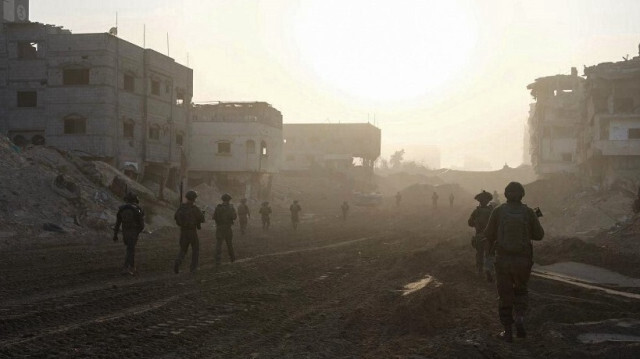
top-left (527, 68), bottom-right (584, 175)
top-left (189, 102), bottom-right (282, 199)
top-left (580, 52), bottom-right (640, 186)
top-left (282, 123), bottom-right (381, 176)
top-left (0, 19), bottom-right (193, 192)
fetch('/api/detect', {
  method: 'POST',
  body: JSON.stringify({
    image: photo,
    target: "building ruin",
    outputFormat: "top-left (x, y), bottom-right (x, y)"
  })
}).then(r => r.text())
top-left (188, 102), bottom-right (282, 199)
top-left (0, 19), bottom-right (193, 196)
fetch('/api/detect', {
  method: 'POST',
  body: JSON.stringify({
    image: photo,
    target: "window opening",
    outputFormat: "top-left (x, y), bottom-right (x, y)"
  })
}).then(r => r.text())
top-left (218, 142), bottom-right (231, 154)
top-left (151, 80), bottom-right (160, 95)
top-left (246, 140), bottom-right (256, 154)
top-left (63, 69), bottom-right (90, 85)
top-left (64, 116), bottom-right (87, 134)
top-left (149, 125), bottom-right (160, 140)
top-left (17, 42), bottom-right (38, 59)
top-left (17, 91), bottom-right (37, 107)
top-left (123, 121), bottom-right (134, 138)
top-left (124, 74), bottom-right (135, 92)
top-left (629, 128), bottom-right (640, 139)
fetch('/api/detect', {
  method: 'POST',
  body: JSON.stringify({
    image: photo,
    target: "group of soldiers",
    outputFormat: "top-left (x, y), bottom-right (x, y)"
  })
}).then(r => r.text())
top-left (113, 181), bottom-right (544, 344)
top-left (394, 191), bottom-right (457, 208)
top-left (467, 182), bottom-right (544, 342)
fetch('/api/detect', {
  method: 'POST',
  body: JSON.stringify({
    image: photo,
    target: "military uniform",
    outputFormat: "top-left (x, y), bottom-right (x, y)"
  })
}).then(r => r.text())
top-left (113, 193), bottom-right (145, 275)
top-left (341, 202), bottom-right (349, 220)
top-left (259, 203), bottom-right (272, 230)
top-left (432, 192), bottom-right (439, 209)
top-left (467, 203), bottom-right (493, 276)
top-left (290, 201), bottom-right (301, 230)
top-left (484, 182), bottom-right (544, 342)
top-left (174, 196), bottom-right (205, 273)
top-left (213, 195), bottom-right (237, 265)
top-left (237, 201), bottom-right (250, 235)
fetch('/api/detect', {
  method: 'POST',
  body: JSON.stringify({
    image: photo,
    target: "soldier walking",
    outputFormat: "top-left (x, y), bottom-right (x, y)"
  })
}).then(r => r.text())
top-left (395, 192), bottom-right (402, 207)
top-left (290, 200), bottom-right (302, 230)
top-left (113, 192), bottom-right (145, 276)
top-left (213, 194), bottom-right (237, 266)
top-left (467, 190), bottom-right (494, 281)
top-left (259, 201), bottom-right (272, 230)
top-left (449, 193), bottom-right (455, 208)
top-left (484, 182), bottom-right (544, 342)
top-left (431, 192), bottom-right (439, 209)
top-left (173, 190), bottom-right (205, 274)
top-left (341, 201), bottom-right (350, 221)
top-left (237, 198), bottom-right (250, 235)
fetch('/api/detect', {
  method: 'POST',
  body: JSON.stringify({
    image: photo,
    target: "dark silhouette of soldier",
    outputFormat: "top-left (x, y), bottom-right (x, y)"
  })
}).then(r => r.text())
top-left (467, 190), bottom-right (494, 281)
top-left (395, 192), bottom-right (402, 207)
top-left (259, 202), bottom-right (272, 230)
top-left (431, 192), bottom-right (439, 209)
top-left (341, 201), bottom-right (350, 220)
top-left (484, 182), bottom-right (544, 342)
top-left (113, 192), bottom-right (145, 276)
top-left (174, 190), bottom-right (205, 274)
top-left (213, 194), bottom-right (237, 266)
top-left (237, 198), bottom-right (250, 235)
top-left (449, 193), bottom-right (455, 208)
top-left (290, 200), bottom-right (302, 230)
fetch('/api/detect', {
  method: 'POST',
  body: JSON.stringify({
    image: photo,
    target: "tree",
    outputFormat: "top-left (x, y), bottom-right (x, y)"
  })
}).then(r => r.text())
top-left (390, 149), bottom-right (405, 169)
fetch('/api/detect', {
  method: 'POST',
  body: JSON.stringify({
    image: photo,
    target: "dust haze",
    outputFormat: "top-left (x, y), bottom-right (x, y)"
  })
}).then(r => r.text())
top-left (2, 0), bottom-right (640, 358)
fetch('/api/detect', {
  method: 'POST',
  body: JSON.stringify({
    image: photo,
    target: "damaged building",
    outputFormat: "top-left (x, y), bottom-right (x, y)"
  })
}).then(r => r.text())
top-left (0, 11), bottom-right (193, 196)
top-left (282, 123), bottom-right (381, 186)
top-left (580, 53), bottom-right (640, 186)
top-left (527, 68), bottom-right (584, 175)
top-left (188, 102), bottom-right (282, 199)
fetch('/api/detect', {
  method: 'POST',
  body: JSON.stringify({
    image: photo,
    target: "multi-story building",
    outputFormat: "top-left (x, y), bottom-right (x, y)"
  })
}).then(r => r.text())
top-left (526, 68), bottom-right (584, 175)
top-left (188, 102), bottom-right (282, 199)
top-left (282, 123), bottom-right (381, 175)
top-left (0, 16), bottom-right (192, 192)
top-left (580, 53), bottom-right (640, 186)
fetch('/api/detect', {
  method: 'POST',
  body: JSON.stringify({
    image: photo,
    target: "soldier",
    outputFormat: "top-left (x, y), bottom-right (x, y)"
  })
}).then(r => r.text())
top-left (290, 200), bottom-right (302, 230)
top-left (467, 190), bottom-right (494, 282)
top-left (113, 192), bottom-right (145, 276)
top-left (341, 201), bottom-right (350, 220)
top-left (173, 190), bottom-right (205, 274)
top-left (484, 182), bottom-right (544, 342)
top-left (259, 201), bottom-right (272, 230)
top-left (213, 194), bottom-right (237, 266)
top-left (237, 198), bottom-right (250, 235)
top-left (395, 192), bottom-right (402, 207)
top-left (449, 193), bottom-right (455, 208)
top-left (431, 192), bottom-right (439, 209)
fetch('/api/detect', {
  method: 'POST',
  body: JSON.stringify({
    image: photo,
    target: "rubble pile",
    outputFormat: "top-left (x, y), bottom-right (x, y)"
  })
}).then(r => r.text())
top-left (0, 138), bottom-right (173, 244)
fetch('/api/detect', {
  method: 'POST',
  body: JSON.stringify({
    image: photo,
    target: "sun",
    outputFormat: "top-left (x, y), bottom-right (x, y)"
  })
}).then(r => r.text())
top-left (294, 0), bottom-right (477, 103)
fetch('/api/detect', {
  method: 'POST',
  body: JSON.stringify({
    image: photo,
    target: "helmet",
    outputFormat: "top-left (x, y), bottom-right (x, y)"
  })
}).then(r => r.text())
top-left (474, 190), bottom-right (492, 204)
top-left (124, 192), bottom-right (139, 204)
top-left (504, 182), bottom-right (525, 201)
top-left (185, 190), bottom-right (198, 201)
top-left (221, 193), bottom-right (232, 202)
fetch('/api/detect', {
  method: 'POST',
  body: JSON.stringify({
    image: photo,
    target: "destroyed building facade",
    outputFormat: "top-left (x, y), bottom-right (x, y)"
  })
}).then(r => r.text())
top-left (580, 55), bottom-right (640, 186)
top-left (528, 46), bottom-right (640, 187)
top-left (527, 68), bottom-right (584, 175)
top-left (282, 123), bottom-right (381, 178)
top-left (0, 21), bottom-right (193, 191)
top-left (188, 102), bottom-right (282, 199)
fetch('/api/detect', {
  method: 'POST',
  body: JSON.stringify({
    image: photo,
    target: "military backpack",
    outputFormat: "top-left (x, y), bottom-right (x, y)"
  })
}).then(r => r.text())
top-left (496, 205), bottom-right (530, 255)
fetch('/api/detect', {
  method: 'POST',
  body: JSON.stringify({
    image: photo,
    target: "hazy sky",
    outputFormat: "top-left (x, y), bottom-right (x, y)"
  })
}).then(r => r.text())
top-left (32, 0), bottom-right (640, 169)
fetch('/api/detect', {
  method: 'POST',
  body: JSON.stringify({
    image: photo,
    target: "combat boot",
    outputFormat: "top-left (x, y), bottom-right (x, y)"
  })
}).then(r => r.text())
top-left (515, 316), bottom-right (526, 338)
top-left (498, 325), bottom-right (513, 343)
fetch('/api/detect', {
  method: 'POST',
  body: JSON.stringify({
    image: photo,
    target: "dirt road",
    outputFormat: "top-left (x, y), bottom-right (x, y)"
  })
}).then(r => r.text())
top-left (1, 208), bottom-right (640, 358)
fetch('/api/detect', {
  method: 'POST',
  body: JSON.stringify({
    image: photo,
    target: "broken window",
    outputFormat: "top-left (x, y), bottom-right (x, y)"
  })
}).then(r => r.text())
top-left (246, 140), bottom-right (256, 154)
top-left (148, 125), bottom-right (160, 140)
top-left (17, 42), bottom-right (38, 59)
top-left (17, 91), bottom-right (37, 107)
top-left (561, 153), bottom-right (573, 162)
top-left (63, 69), bottom-right (90, 85)
top-left (64, 115), bottom-right (87, 134)
top-left (151, 80), bottom-right (160, 95)
top-left (218, 142), bottom-right (231, 154)
top-left (614, 97), bottom-right (634, 113)
top-left (261, 141), bottom-right (268, 156)
top-left (176, 132), bottom-right (184, 146)
top-left (628, 128), bottom-right (640, 139)
top-left (176, 91), bottom-right (185, 106)
top-left (124, 73), bottom-right (135, 92)
top-left (123, 120), bottom-right (134, 139)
